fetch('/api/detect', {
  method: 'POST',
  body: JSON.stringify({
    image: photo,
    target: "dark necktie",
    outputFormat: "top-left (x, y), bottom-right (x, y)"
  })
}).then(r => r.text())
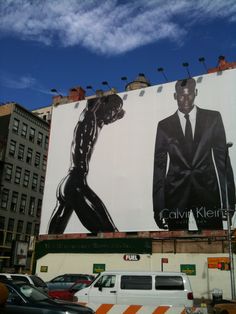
top-left (184, 113), bottom-right (193, 161)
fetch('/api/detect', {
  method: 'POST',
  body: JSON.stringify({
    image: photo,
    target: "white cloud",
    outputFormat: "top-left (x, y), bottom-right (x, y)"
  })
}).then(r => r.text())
top-left (0, 73), bottom-right (52, 94)
top-left (0, 74), bottom-right (36, 89)
top-left (0, 0), bottom-right (236, 55)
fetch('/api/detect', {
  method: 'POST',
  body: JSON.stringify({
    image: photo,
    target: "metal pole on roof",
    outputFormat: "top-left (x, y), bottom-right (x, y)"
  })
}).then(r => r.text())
top-left (225, 142), bottom-right (236, 300)
top-left (157, 68), bottom-right (168, 82)
top-left (198, 57), bottom-right (208, 73)
top-left (182, 62), bottom-right (191, 78)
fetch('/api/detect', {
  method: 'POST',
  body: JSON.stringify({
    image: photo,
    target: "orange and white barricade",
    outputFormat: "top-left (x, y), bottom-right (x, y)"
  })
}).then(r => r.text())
top-left (78, 303), bottom-right (208, 314)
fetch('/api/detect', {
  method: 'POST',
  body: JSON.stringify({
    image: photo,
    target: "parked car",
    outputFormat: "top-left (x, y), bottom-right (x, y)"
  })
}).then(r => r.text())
top-left (0, 273), bottom-right (48, 293)
top-left (48, 280), bottom-right (92, 301)
top-left (47, 274), bottom-right (95, 290)
top-left (0, 279), bottom-right (94, 313)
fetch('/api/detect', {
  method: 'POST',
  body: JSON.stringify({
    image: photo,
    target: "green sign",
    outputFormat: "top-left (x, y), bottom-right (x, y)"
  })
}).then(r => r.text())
top-left (93, 264), bottom-right (105, 273)
top-left (40, 265), bottom-right (48, 272)
top-left (35, 238), bottom-right (152, 260)
top-left (180, 264), bottom-right (196, 276)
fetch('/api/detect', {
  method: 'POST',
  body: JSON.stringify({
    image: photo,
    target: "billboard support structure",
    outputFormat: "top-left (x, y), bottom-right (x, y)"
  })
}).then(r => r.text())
top-left (225, 143), bottom-right (236, 300)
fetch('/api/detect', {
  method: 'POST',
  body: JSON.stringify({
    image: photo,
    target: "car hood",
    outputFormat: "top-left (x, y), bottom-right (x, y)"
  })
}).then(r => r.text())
top-left (35, 298), bottom-right (93, 312)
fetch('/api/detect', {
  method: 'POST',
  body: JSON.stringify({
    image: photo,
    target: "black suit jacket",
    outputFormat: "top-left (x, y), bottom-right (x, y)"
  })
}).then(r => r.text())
top-left (153, 106), bottom-right (235, 230)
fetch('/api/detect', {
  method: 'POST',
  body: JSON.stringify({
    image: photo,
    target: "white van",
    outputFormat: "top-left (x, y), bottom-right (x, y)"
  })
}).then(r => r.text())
top-left (73, 271), bottom-right (193, 307)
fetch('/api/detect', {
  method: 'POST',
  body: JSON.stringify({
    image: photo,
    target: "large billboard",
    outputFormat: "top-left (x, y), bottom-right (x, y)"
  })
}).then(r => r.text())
top-left (40, 69), bottom-right (236, 234)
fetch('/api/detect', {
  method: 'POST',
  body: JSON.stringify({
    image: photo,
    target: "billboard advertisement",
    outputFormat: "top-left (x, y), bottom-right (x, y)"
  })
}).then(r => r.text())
top-left (40, 69), bottom-right (236, 234)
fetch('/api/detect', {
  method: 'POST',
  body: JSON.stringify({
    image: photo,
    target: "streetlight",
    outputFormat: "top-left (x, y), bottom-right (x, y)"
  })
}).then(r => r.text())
top-left (121, 77), bottom-right (128, 91)
top-left (182, 62), bottom-right (191, 78)
top-left (50, 88), bottom-right (62, 95)
top-left (102, 81), bottom-right (112, 90)
top-left (86, 85), bottom-right (96, 94)
top-left (198, 57), bottom-right (208, 73)
top-left (157, 67), bottom-right (168, 82)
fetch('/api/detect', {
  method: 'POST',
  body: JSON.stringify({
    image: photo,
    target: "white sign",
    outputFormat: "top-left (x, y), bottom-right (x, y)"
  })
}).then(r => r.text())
top-left (123, 254), bottom-right (140, 261)
top-left (40, 70), bottom-right (236, 234)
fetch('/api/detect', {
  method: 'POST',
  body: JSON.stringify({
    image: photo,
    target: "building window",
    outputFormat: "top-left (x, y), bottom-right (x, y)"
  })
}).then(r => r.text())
top-left (16, 220), bottom-right (24, 233)
top-left (34, 224), bottom-right (40, 236)
top-left (32, 173), bottom-right (38, 191)
top-left (37, 132), bottom-right (43, 146)
top-left (26, 148), bottom-right (33, 164)
top-left (1, 189), bottom-right (9, 209)
top-left (34, 152), bottom-right (41, 168)
top-left (44, 135), bottom-right (49, 150)
top-left (14, 166), bottom-right (22, 184)
top-left (23, 170), bottom-right (30, 187)
top-left (42, 155), bottom-right (47, 171)
top-left (25, 222), bottom-right (32, 242)
top-left (29, 127), bottom-right (35, 142)
top-left (12, 118), bottom-right (20, 133)
top-left (0, 216), bottom-right (5, 230)
top-left (6, 218), bottom-right (14, 243)
top-left (21, 123), bottom-right (28, 137)
top-left (18, 144), bottom-right (25, 161)
top-left (36, 199), bottom-right (42, 217)
top-left (9, 140), bottom-right (16, 157)
top-left (39, 176), bottom-right (44, 193)
top-left (5, 164), bottom-right (13, 182)
top-left (10, 191), bottom-right (18, 212)
top-left (0, 216), bottom-right (5, 245)
top-left (19, 194), bottom-right (27, 214)
top-left (26, 222), bottom-right (32, 235)
top-left (16, 220), bottom-right (24, 241)
top-left (28, 197), bottom-right (35, 216)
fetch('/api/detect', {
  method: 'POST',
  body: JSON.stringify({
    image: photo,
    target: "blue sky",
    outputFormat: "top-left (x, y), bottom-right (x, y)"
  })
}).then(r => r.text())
top-left (0, 0), bottom-right (236, 111)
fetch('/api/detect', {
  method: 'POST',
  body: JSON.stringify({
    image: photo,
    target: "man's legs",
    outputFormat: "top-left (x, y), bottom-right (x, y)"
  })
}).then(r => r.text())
top-left (73, 184), bottom-right (118, 233)
top-left (47, 172), bottom-right (77, 234)
top-left (48, 202), bottom-right (73, 234)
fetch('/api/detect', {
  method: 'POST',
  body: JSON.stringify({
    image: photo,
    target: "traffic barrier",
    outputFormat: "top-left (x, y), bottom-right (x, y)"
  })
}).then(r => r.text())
top-left (78, 303), bottom-right (208, 314)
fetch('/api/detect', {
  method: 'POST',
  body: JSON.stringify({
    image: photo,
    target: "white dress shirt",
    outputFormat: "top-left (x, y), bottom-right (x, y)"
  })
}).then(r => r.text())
top-left (177, 105), bottom-right (197, 138)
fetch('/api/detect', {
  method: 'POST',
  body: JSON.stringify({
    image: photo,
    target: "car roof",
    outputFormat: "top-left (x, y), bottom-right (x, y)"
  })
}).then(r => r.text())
top-left (0, 273), bottom-right (36, 279)
top-left (98, 270), bottom-right (187, 276)
top-left (0, 279), bottom-right (33, 287)
top-left (57, 274), bottom-right (93, 276)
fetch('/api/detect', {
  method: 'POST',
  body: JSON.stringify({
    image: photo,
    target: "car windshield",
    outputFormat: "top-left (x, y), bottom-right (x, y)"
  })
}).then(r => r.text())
top-left (30, 275), bottom-right (47, 288)
top-left (72, 282), bottom-right (90, 290)
top-left (19, 283), bottom-right (49, 301)
top-left (51, 276), bottom-right (65, 282)
top-left (50, 274), bottom-right (95, 283)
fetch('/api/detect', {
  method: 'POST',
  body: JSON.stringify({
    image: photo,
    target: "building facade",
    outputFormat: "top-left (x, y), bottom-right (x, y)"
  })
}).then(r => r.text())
top-left (0, 102), bottom-right (49, 270)
top-left (32, 105), bottom-right (52, 124)
top-left (36, 231), bottom-right (233, 300)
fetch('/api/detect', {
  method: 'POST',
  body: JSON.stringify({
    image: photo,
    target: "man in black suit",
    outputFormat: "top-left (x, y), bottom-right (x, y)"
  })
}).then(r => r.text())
top-left (153, 78), bottom-right (235, 231)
